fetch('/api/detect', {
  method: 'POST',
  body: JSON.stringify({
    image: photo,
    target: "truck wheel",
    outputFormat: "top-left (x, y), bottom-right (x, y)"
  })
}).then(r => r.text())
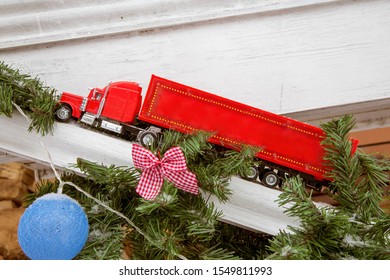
top-left (55, 104), bottom-right (72, 122)
top-left (139, 131), bottom-right (158, 148)
top-left (241, 165), bottom-right (259, 181)
top-left (262, 171), bottom-right (280, 188)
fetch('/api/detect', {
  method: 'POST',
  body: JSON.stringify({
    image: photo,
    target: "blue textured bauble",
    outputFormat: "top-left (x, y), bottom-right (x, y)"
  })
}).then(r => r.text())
top-left (18, 193), bottom-right (89, 260)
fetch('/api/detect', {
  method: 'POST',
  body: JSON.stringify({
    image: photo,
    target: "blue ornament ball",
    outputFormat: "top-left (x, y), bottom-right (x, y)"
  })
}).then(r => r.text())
top-left (18, 193), bottom-right (89, 260)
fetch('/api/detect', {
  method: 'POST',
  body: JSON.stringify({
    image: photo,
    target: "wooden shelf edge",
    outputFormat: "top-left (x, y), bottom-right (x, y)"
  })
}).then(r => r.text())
top-left (0, 111), bottom-right (299, 235)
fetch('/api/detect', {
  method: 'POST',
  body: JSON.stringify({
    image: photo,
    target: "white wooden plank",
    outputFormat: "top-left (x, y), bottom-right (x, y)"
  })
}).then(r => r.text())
top-left (0, 151), bottom-right (26, 164)
top-left (0, 112), bottom-right (133, 171)
top-left (207, 177), bottom-right (300, 235)
top-left (1, 0), bottom-right (389, 115)
top-left (0, 112), bottom-right (299, 234)
top-left (285, 97), bottom-right (390, 131)
top-left (0, 0), bottom-right (339, 50)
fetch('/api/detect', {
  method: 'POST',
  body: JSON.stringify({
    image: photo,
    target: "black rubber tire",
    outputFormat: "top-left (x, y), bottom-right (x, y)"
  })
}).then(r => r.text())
top-left (55, 104), bottom-right (72, 122)
top-left (139, 131), bottom-right (158, 148)
top-left (241, 165), bottom-right (259, 181)
top-left (262, 171), bottom-right (280, 188)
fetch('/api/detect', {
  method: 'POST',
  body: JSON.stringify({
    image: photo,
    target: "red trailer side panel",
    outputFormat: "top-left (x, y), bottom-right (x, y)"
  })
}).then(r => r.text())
top-left (139, 75), bottom-right (330, 180)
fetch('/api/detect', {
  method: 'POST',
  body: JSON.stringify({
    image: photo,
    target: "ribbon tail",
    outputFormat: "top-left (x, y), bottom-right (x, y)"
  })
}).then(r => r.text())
top-left (136, 169), bottom-right (164, 200)
top-left (164, 170), bottom-right (199, 195)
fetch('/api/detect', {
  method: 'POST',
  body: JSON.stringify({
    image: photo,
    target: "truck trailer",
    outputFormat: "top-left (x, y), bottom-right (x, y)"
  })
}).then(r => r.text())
top-left (55, 75), bottom-right (359, 189)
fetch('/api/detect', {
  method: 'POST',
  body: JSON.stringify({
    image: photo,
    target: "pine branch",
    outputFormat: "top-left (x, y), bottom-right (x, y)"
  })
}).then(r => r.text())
top-left (72, 157), bottom-right (228, 259)
top-left (135, 182), bottom-right (180, 215)
top-left (0, 61), bottom-right (57, 135)
top-left (175, 196), bottom-right (223, 241)
top-left (365, 215), bottom-right (390, 247)
top-left (70, 131), bottom-right (266, 260)
top-left (191, 165), bottom-right (232, 201)
top-left (354, 153), bottom-right (389, 220)
top-left (267, 115), bottom-right (390, 260)
top-left (199, 244), bottom-right (240, 260)
top-left (270, 176), bottom-right (351, 259)
top-left (156, 130), bottom-right (257, 202)
top-left (76, 213), bottom-right (124, 260)
top-left (0, 84), bottom-right (13, 117)
top-left (266, 231), bottom-right (311, 260)
top-left (76, 158), bottom-right (139, 192)
top-left (321, 115), bottom-right (389, 222)
top-left (216, 222), bottom-right (271, 260)
top-left (158, 130), bottom-right (212, 159)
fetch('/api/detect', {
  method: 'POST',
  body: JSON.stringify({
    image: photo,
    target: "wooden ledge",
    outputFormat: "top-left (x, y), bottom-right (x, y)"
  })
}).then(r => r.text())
top-left (0, 111), bottom-right (299, 235)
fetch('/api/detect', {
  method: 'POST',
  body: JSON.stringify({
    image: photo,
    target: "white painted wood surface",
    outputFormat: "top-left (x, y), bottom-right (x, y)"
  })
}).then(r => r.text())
top-left (285, 97), bottom-right (390, 131)
top-left (1, 0), bottom-right (389, 234)
top-left (0, 0), bottom-right (340, 50)
top-left (1, 0), bottom-right (390, 115)
top-left (0, 112), bottom-right (133, 170)
top-left (0, 112), bottom-right (299, 235)
top-left (0, 151), bottom-right (26, 164)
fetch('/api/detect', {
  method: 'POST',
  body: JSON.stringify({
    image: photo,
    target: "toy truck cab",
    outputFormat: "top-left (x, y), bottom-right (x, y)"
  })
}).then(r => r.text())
top-left (56, 81), bottom-right (143, 134)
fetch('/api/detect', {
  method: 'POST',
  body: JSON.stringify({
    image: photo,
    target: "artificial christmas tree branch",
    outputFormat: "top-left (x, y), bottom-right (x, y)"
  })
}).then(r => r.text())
top-left (0, 61), bottom-right (57, 135)
top-left (322, 115), bottom-right (389, 222)
top-left (2, 62), bottom-right (388, 260)
top-left (23, 129), bottom-right (264, 260)
top-left (267, 115), bottom-right (390, 260)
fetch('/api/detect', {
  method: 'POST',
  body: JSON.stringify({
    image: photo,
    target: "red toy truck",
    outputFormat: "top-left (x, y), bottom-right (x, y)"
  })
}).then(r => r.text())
top-left (56, 75), bottom-right (359, 189)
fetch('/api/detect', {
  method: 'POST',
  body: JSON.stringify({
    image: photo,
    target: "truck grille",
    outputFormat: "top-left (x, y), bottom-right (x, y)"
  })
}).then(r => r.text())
top-left (80, 97), bottom-right (88, 111)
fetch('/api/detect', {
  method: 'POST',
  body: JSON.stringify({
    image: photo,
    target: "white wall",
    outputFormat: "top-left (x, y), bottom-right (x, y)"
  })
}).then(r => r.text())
top-left (1, 0), bottom-right (390, 115)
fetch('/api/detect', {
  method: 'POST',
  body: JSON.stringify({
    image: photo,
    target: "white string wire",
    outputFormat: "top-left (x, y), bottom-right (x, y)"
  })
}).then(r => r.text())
top-left (12, 102), bottom-right (187, 260)
top-left (12, 102), bottom-right (64, 192)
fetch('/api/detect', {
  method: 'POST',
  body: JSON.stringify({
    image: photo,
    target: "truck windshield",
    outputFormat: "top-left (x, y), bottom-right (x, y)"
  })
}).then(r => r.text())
top-left (91, 90), bottom-right (103, 101)
top-left (95, 92), bottom-right (102, 101)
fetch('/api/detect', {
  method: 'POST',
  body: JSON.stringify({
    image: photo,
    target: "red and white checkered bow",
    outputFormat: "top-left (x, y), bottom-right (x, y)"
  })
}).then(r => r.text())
top-left (132, 144), bottom-right (199, 200)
